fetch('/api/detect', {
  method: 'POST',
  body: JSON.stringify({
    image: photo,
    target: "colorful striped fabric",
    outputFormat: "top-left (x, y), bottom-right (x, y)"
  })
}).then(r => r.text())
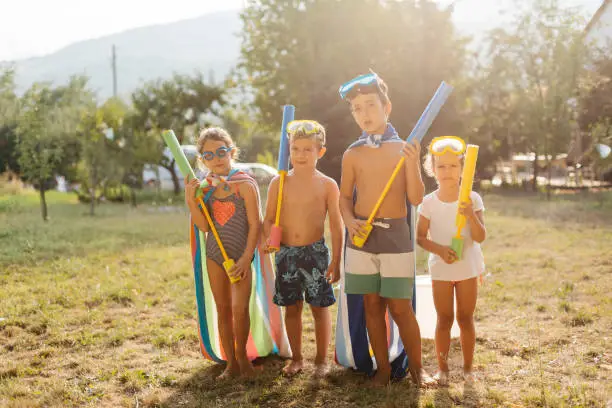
top-left (188, 172), bottom-right (291, 362)
top-left (334, 206), bottom-right (417, 379)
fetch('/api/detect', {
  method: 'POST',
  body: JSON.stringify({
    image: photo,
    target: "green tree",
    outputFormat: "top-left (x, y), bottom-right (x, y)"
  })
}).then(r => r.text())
top-left (131, 73), bottom-right (225, 194)
top-left (473, 0), bottom-right (589, 193)
top-left (240, 0), bottom-right (468, 180)
top-left (77, 98), bottom-right (128, 215)
top-left (16, 76), bottom-right (93, 221)
top-left (0, 68), bottom-right (20, 175)
top-left (119, 112), bottom-right (162, 207)
top-left (578, 55), bottom-right (612, 180)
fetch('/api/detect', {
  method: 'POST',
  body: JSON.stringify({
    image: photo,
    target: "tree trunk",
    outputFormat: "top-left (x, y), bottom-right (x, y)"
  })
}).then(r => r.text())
top-left (169, 164), bottom-right (180, 195)
top-left (154, 165), bottom-right (162, 201)
top-left (507, 128), bottom-right (518, 185)
top-left (532, 151), bottom-right (539, 192)
top-left (546, 158), bottom-right (552, 201)
top-left (160, 158), bottom-right (180, 196)
top-left (130, 186), bottom-right (137, 208)
top-left (90, 166), bottom-right (96, 216)
top-left (39, 188), bottom-right (48, 222)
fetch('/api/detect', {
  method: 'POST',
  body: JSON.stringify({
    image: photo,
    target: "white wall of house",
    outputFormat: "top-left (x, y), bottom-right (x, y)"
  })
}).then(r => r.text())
top-left (586, 1), bottom-right (612, 48)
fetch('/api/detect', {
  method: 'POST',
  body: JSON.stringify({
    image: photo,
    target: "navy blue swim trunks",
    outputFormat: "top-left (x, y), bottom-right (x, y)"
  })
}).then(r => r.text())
top-left (273, 238), bottom-right (336, 308)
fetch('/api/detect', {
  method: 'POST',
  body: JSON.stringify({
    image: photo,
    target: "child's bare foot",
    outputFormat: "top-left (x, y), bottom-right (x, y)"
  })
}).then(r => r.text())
top-left (282, 360), bottom-right (304, 377)
top-left (314, 363), bottom-right (329, 378)
top-left (238, 358), bottom-right (262, 378)
top-left (371, 367), bottom-right (391, 387)
top-left (463, 370), bottom-right (477, 384)
top-left (433, 370), bottom-right (449, 386)
top-left (217, 365), bottom-right (240, 380)
top-left (409, 368), bottom-right (436, 388)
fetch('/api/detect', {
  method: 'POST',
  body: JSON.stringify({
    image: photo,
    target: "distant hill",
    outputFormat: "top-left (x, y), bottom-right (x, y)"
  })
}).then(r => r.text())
top-left (6, 1), bottom-right (597, 100)
top-left (8, 10), bottom-right (242, 100)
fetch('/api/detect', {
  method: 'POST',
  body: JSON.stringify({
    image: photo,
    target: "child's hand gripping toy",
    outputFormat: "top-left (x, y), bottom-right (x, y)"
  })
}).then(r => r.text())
top-left (450, 143), bottom-right (479, 260)
top-left (352, 81), bottom-right (454, 248)
top-left (161, 129), bottom-right (240, 283)
top-left (267, 105), bottom-right (295, 253)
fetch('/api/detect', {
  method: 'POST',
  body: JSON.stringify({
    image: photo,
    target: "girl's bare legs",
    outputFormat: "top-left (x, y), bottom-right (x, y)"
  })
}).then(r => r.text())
top-left (310, 304), bottom-right (332, 377)
top-left (207, 259), bottom-right (239, 379)
top-left (230, 265), bottom-right (258, 377)
top-left (455, 277), bottom-right (478, 381)
top-left (432, 280), bottom-right (455, 385)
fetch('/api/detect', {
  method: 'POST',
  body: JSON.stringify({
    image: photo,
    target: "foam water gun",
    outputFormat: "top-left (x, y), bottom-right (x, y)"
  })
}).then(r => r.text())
top-left (268, 105), bottom-right (295, 253)
top-left (450, 144), bottom-right (479, 260)
top-left (161, 129), bottom-right (240, 283)
top-left (352, 81), bottom-right (454, 248)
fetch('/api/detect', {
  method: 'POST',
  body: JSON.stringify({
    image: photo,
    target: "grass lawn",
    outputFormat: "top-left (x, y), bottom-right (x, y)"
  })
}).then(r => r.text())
top-left (1, 189), bottom-right (611, 407)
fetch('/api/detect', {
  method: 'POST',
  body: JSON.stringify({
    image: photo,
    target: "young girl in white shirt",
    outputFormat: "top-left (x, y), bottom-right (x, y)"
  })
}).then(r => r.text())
top-left (417, 136), bottom-right (487, 385)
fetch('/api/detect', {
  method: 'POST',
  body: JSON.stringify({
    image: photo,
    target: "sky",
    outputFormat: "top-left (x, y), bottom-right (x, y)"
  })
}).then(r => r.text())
top-left (0, 0), bottom-right (603, 62)
top-left (0, 0), bottom-right (245, 61)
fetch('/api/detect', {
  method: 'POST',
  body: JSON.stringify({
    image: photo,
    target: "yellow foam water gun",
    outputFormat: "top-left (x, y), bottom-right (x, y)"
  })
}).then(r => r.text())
top-left (450, 144), bottom-right (479, 260)
top-left (352, 81), bottom-right (454, 248)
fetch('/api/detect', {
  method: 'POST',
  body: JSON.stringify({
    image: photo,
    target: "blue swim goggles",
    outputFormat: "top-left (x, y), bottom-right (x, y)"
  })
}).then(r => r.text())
top-left (200, 145), bottom-right (234, 161)
top-left (338, 71), bottom-right (383, 100)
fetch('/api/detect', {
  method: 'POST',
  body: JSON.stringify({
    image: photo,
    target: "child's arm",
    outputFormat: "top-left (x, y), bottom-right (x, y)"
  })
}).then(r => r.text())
top-left (232, 181), bottom-right (262, 279)
top-left (402, 141), bottom-right (425, 206)
top-left (460, 203), bottom-right (486, 243)
top-left (262, 176), bottom-right (280, 243)
top-left (416, 214), bottom-right (457, 264)
top-left (325, 177), bottom-right (343, 283)
top-left (241, 181), bottom-right (262, 259)
top-left (184, 177), bottom-right (210, 233)
top-left (339, 150), bottom-right (367, 239)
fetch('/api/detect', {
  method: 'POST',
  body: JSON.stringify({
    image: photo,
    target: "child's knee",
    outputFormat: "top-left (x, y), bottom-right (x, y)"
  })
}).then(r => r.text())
top-left (388, 299), bottom-right (414, 320)
top-left (363, 294), bottom-right (385, 310)
top-left (231, 298), bottom-right (249, 317)
top-left (456, 313), bottom-right (474, 329)
top-left (437, 314), bottom-right (454, 330)
top-left (285, 302), bottom-right (303, 317)
top-left (309, 305), bottom-right (330, 319)
top-left (215, 302), bottom-right (232, 316)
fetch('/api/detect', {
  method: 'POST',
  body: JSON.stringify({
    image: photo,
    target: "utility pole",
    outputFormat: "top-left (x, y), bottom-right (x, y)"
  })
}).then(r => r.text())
top-left (112, 45), bottom-right (117, 98)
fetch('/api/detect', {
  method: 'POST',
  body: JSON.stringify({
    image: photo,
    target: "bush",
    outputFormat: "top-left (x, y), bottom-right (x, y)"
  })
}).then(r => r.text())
top-left (75, 184), bottom-right (131, 203)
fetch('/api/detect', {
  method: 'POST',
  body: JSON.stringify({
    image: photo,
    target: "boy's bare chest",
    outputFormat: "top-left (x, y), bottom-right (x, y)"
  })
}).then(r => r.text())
top-left (283, 179), bottom-right (326, 210)
top-left (353, 148), bottom-right (404, 181)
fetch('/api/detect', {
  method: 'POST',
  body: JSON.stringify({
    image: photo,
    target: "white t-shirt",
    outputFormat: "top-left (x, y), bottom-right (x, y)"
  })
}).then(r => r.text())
top-left (418, 191), bottom-right (485, 282)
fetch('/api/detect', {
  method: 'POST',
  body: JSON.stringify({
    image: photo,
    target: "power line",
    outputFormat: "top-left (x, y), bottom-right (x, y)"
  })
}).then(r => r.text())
top-left (112, 45), bottom-right (117, 98)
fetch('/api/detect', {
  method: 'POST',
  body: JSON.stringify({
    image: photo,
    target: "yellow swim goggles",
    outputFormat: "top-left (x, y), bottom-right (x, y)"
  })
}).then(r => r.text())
top-left (429, 136), bottom-right (466, 156)
top-left (286, 120), bottom-right (324, 135)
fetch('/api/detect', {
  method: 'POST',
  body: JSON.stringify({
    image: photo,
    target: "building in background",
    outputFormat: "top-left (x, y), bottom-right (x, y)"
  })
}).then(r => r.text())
top-left (585, 0), bottom-right (612, 47)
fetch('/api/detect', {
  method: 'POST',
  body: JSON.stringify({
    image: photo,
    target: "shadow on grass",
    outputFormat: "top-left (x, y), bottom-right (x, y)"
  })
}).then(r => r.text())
top-left (433, 382), bottom-right (480, 408)
top-left (158, 356), bottom-right (424, 408)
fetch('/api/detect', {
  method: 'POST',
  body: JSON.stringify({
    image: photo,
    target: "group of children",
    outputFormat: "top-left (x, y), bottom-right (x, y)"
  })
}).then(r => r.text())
top-left (183, 71), bottom-right (487, 388)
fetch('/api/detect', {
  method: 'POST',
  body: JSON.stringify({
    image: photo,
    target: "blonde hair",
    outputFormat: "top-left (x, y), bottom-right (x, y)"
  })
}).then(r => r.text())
top-left (196, 127), bottom-right (239, 157)
top-left (288, 122), bottom-right (326, 149)
top-left (423, 153), bottom-right (436, 178)
top-left (423, 141), bottom-right (464, 178)
top-left (196, 127), bottom-right (239, 172)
